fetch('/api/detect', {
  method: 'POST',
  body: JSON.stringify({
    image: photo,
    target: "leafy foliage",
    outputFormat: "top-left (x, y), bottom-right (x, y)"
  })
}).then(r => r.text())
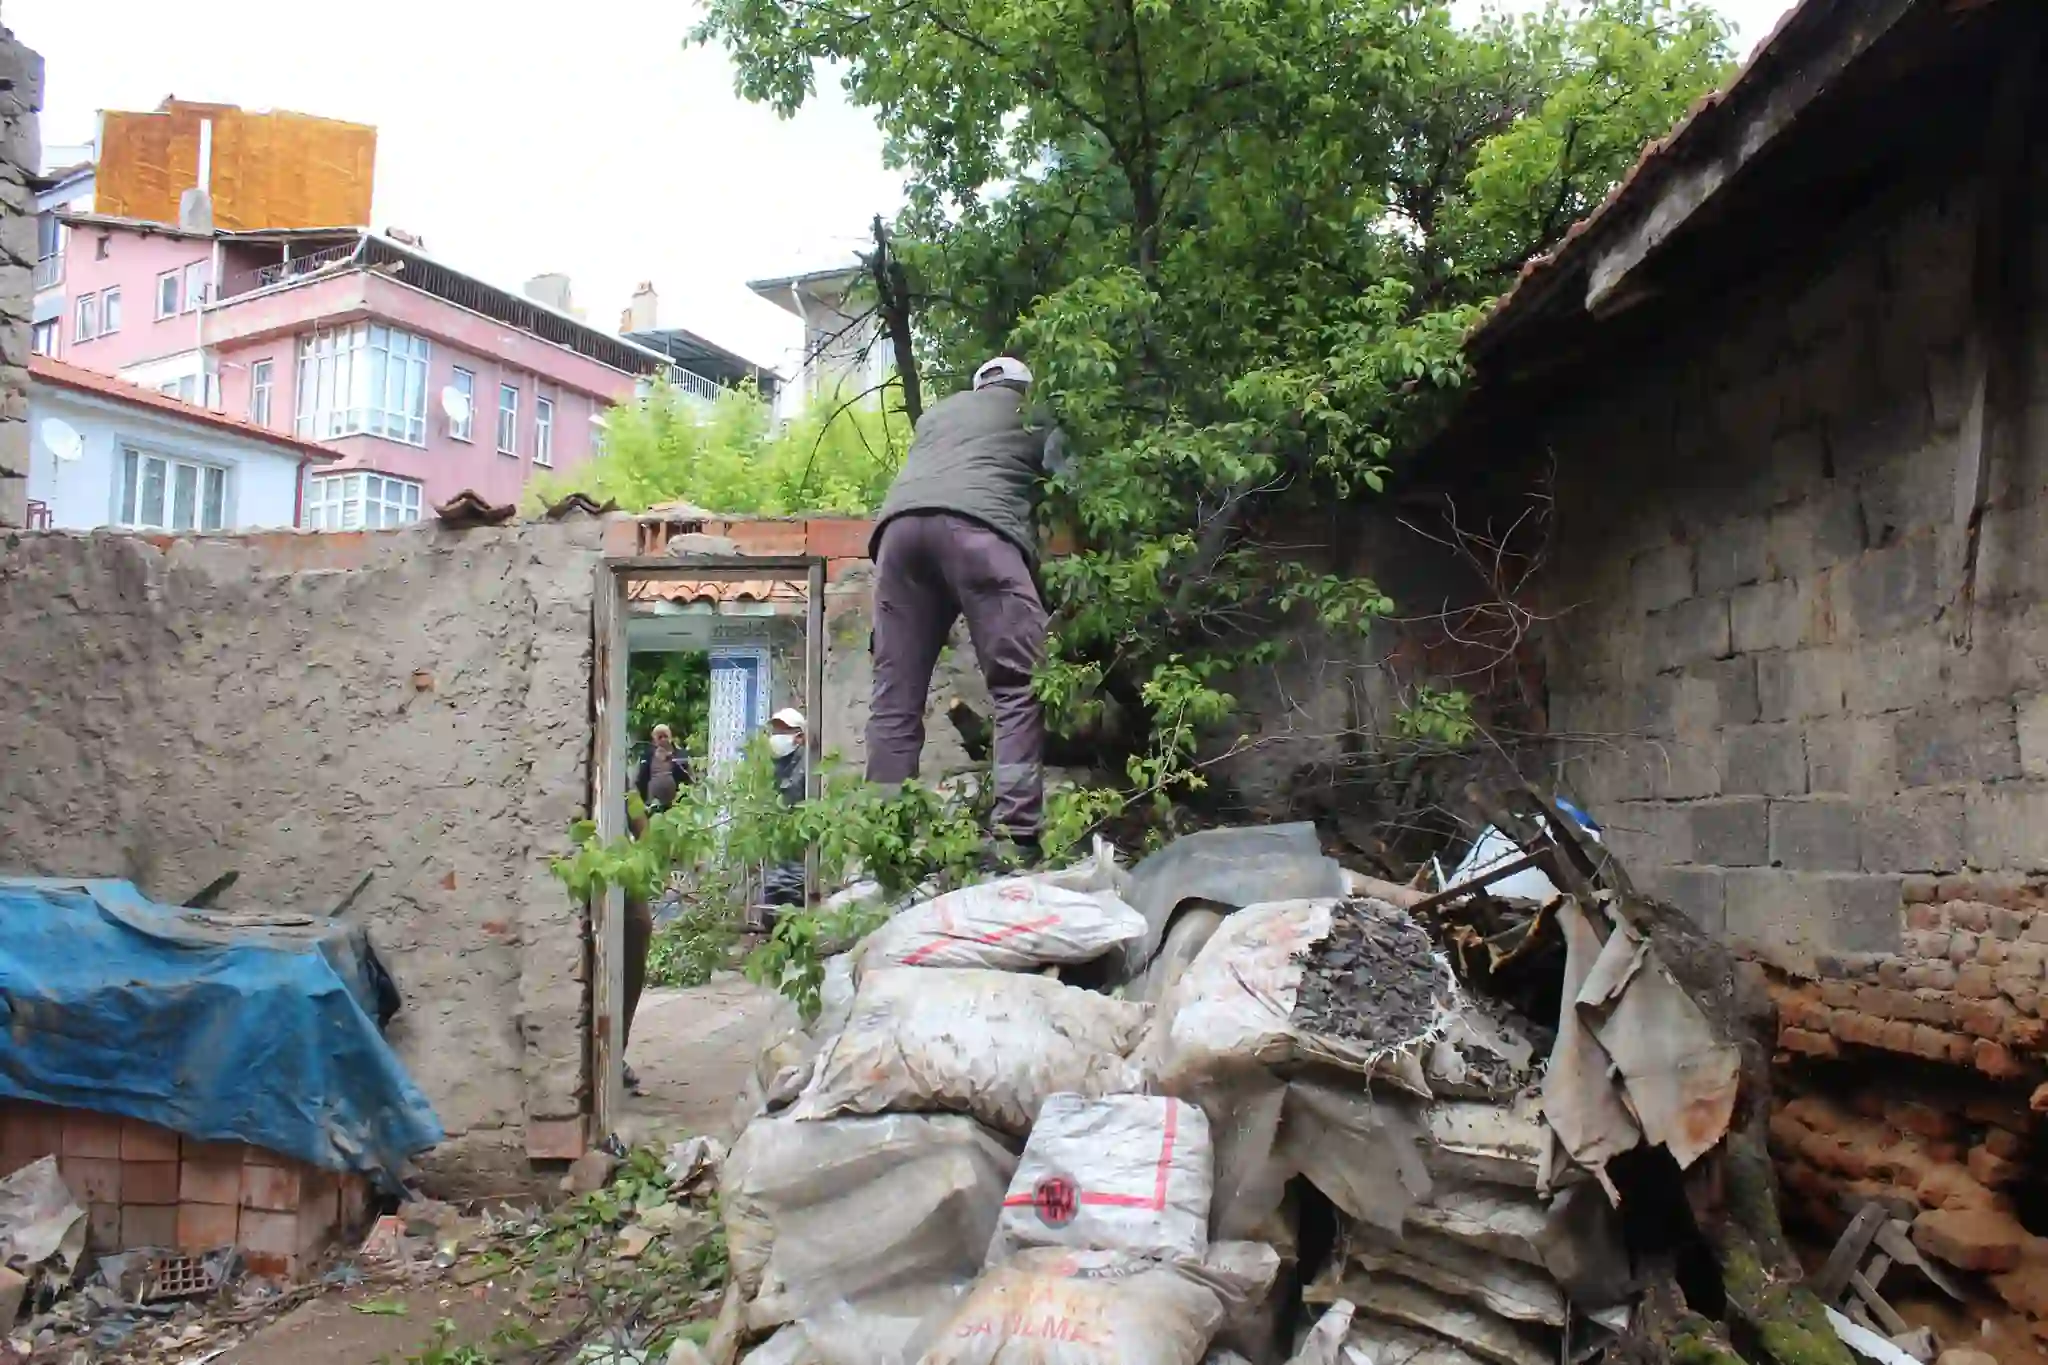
top-left (628, 652), bottom-right (712, 767)
top-left (524, 381), bottom-right (908, 516)
top-left (696, 0), bottom-right (1732, 783)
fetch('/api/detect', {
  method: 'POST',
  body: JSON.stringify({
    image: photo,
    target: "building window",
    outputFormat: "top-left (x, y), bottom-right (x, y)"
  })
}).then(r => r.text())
top-left (448, 368), bottom-right (475, 441)
top-left (75, 292), bottom-right (97, 342)
top-left (497, 384), bottom-right (519, 455)
top-left (305, 472), bottom-right (423, 531)
top-left (158, 376), bottom-right (200, 404)
top-left (101, 287), bottom-right (122, 335)
top-left (533, 397), bottom-right (554, 466)
top-left (249, 359), bottom-right (273, 428)
top-left (182, 260), bottom-right (208, 312)
top-left (157, 270), bottom-right (180, 319)
top-left (30, 319), bottom-right (57, 357)
top-left (294, 323), bottom-right (431, 445)
top-left (118, 449), bottom-right (227, 532)
top-left (33, 213), bottom-right (62, 289)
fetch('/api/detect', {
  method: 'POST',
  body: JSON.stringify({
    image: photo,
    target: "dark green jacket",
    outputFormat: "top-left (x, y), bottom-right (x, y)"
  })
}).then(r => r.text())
top-left (870, 385), bottom-right (1068, 562)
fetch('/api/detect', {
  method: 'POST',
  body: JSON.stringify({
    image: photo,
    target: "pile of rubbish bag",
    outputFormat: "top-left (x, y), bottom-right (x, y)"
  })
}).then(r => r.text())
top-left (700, 817), bottom-right (1757, 1365)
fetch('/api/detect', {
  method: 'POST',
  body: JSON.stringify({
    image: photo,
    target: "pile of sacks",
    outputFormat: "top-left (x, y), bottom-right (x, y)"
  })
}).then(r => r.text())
top-left (704, 831), bottom-right (1627, 1365)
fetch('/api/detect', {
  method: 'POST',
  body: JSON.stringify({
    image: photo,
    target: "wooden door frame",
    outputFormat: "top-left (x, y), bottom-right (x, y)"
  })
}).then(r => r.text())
top-left (591, 553), bottom-right (827, 1139)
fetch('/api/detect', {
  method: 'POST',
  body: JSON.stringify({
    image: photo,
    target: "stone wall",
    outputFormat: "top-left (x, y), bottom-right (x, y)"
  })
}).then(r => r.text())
top-left (1536, 155), bottom-right (2048, 978)
top-left (0, 523), bottom-right (608, 1193)
top-left (0, 27), bottom-right (40, 528)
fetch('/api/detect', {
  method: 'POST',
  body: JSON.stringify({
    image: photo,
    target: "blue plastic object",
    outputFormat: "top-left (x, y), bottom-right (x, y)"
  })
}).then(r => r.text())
top-left (0, 877), bottom-right (443, 1183)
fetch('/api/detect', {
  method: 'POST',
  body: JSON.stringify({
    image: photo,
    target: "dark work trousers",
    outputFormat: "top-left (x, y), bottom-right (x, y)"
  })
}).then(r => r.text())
top-left (866, 511), bottom-right (1049, 839)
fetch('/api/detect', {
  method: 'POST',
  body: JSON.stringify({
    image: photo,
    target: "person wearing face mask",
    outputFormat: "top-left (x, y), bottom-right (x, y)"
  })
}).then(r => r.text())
top-left (759, 708), bottom-right (810, 915)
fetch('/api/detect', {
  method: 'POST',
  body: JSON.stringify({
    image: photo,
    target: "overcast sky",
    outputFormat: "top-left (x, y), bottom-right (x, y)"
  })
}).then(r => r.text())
top-left (18, 0), bottom-right (1795, 381)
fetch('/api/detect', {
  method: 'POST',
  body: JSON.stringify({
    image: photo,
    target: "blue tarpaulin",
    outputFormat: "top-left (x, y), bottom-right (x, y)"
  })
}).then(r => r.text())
top-left (0, 877), bottom-right (443, 1183)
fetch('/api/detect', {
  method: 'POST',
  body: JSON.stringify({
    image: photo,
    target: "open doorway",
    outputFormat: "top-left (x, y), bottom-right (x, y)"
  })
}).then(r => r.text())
top-left (592, 553), bottom-right (826, 1144)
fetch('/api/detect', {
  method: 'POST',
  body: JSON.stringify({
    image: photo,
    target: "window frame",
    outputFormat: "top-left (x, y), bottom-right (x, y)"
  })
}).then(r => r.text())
top-left (249, 359), bottom-right (274, 428)
top-left (448, 367), bottom-right (475, 442)
top-left (304, 471), bottom-right (425, 532)
top-left (533, 396), bottom-right (554, 467)
top-left (30, 319), bottom-right (58, 358)
top-left (74, 292), bottom-right (97, 343)
top-left (497, 383), bottom-right (519, 456)
top-left (182, 260), bottom-right (207, 313)
top-left (156, 270), bottom-right (180, 319)
top-left (293, 323), bottom-right (432, 446)
top-left (116, 447), bottom-right (229, 533)
top-left (100, 286), bottom-right (122, 335)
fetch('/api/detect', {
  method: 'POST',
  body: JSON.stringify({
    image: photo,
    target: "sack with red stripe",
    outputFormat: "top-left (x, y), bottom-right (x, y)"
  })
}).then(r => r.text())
top-left (858, 846), bottom-right (1144, 977)
top-left (916, 1242), bottom-right (1279, 1365)
top-left (988, 1093), bottom-right (1213, 1264)
top-left (791, 968), bottom-right (1150, 1136)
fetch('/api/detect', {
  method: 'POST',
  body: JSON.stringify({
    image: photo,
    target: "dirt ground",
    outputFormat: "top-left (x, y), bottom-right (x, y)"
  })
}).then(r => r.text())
top-left (213, 977), bottom-right (781, 1365)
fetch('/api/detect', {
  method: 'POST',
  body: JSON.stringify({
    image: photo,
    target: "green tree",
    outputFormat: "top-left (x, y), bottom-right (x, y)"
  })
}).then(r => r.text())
top-left (525, 381), bottom-right (909, 515)
top-left (628, 652), bottom-right (712, 763)
top-left (696, 0), bottom-right (1731, 796)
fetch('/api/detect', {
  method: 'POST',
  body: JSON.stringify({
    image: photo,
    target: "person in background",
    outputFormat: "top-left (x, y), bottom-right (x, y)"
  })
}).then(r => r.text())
top-left (865, 356), bottom-right (1069, 869)
top-left (623, 722), bottom-right (692, 1095)
top-left (761, 708), bottom-right (809, 914)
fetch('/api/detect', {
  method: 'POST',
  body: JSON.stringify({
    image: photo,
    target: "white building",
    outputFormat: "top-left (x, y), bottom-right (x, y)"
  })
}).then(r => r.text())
top-left (27, 355), bottom-right (335, 532)
top-left (746, 265), bottom-right (889, 417)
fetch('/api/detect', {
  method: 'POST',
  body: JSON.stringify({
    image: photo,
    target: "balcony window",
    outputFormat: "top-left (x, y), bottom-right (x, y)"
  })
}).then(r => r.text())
top-left (32, 213), bottom-right (61, 290)
top-left (30, 319), bottom-right (57, 357)
top-left (156, 271), bottom-right (180, 319)
top-left (294, 324), bottom-right (431, 445)
top-left (305, 472), bottom-right (423, 531)
top-left (74, 293), bottom-right (97, 343)
top-left (534, 397), bottom-right (554, 467)
top-left (182, 260), bottom-right (208, 313)
top-left (101, 287), bottom-right (122, 335)
top-left (118, 449), bottom-right (227, 532)
top-left (497, 384), bottom-right (519, 455)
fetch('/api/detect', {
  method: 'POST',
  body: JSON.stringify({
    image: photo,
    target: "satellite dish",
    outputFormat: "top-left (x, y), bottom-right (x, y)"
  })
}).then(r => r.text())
top-left (440, 387), bottom-right (471, 423)
top-left (40, 417), bottom-right (83, 463)
top-left (589, 411), bottom-right (609, 427)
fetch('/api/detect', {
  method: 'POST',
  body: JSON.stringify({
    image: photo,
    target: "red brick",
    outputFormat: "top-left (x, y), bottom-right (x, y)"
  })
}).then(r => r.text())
top-left (1948, 897), bottom-right (1992, 929)
top-left (1994, 1262), bottom-right (2048, 1319)
top-left (1780, 1027), bottom-right (1839, 1058)
top-left (2008, 1016), bottom-right (2048, 1050)
top-left (1779, 996), bottom-right (1832, 1033)
top-left (175, 1202), bottom-right (239, 1251)
top-left (1959, 998), bottom-right (2015, 1039)
top-left (180, 1138), bottom-right (250, 1163)
top-left (1980, 937), bottom-right (2011, 967)
top-left (1904, 880), bottom-right (1941, 907)
top-left (1958, 966), bottom-right (2001, 999)
top-left (1977, 1039), bottom-right (2026, 1080)
top-left (1858, 986), bottom-right (1914, 1020)
top-left (1769, 1111), bottom-right (1809, 1151)
top-left (59, 1156), bottom-right (120, 1204)
top-left (1879, 1020), bottom-right (1916, 1052)
top-left (526, 1116), bottom-right (586, 1160)
top-left (1969, 1143), bottom-right (2024, 1187)
top-left (239, 1209), bottom-right (301, 1257)
top-left (180, 1159), bottom-right (240, 1206)
top-left (2032, 1081), bottom-right (2048, 1113)
top-left (1914, 1207), bottom-right (2028, 1272)
top-left (6, 1103), bottom-right (63, 1158)
top-left (804, 517), bottom-right (873, 560)
top-left (119, 1120), bottom-right (181, 1162)
top-left (1907, 991), bottom-right (1954, 1026)
top-left (1951, 931), bottom-right (1981, 966)
top-left (121, 1205), bottom-right (178, 1249)
top-left (339, 1175), bottom-right (369, 1229)
top-left (1986, 1126), bottom-right (2027, 1159)
top-left (1918, 1164), bottom-right (1999, 1212)
top-left (297, 1173), bottom-right (339, 1252)
top-left (1820, 981), bottom-right (1861, 1010)
top-left (1834, 1011), bottom-right (1888, 1048)
top-left (1875, 1143), bottom-right (1931, 1188)
top-left (121, 1160), bottom-right (179, 1206)
top-left (240, 1163), bottom-right (302, 1213)
top-left (61, 1111), bottom-right (122, 1159)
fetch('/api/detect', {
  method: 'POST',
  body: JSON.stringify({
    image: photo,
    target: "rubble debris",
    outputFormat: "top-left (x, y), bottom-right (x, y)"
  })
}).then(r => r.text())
top-left (1117, 823), bottom-right (1346, 974)
top-left (0, 1156), bottom-right (85, 1279)
top-left (433, 489), bottom-right (518, 525)
top-left (1294, 899), bottom-right (1450, 1049)
top-left (567, 1148), bottom-right (624, 1196)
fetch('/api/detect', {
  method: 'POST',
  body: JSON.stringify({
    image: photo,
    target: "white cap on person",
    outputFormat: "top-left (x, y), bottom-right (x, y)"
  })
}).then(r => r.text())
top-left (770, 707), bottom-right (807, 731)
top-left (973, 356), bottom-right (1033, 390)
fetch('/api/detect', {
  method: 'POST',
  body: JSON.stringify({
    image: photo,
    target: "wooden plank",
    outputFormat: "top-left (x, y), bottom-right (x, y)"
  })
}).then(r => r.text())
top-left (591, 560), bottom-right (629, 1140)
top-left (604, 554), bottom-right (826, 577)
top-left (804, 559), bottom-right (827, 905)
top-left (1847, 1268), bottom-right (1909, 1337)
top-left (1812, 1202), bottom-right (1888, 1301)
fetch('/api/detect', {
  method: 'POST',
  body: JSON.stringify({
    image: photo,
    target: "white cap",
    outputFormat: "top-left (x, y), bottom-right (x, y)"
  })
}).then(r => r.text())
top-left (973, 356), bottom-right (1033, 390)
top-left (769, 707), bottom-right (807, 731)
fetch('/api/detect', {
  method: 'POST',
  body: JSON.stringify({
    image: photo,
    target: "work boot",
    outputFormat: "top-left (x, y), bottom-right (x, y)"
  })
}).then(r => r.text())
top-left (975, 835), bottom-right (1043, 877)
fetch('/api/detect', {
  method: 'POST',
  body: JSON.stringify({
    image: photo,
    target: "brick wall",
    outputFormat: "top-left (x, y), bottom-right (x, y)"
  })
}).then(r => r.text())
top-left (0, 28), bottom-right (39, 528)
top-left (1537, 155), bottom-right (2048, 977)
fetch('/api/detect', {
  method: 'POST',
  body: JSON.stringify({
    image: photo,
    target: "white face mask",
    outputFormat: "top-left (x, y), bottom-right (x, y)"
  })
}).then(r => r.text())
top-left (768, 732), bottom-right (799, 758)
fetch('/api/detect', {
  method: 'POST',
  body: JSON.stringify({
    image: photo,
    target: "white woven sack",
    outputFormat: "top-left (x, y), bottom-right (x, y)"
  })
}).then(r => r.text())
top-left (988, 1093), bottom-right (1212, 1263)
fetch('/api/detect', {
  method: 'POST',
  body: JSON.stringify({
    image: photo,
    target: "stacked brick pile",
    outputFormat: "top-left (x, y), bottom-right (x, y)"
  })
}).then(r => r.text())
top-left (0, 1100), bottom-right (369, 1277)
top-left (1769, 1088), bottom-right (2048, 1337)
top-left (1771, 879), bottom-right (2048, 1084)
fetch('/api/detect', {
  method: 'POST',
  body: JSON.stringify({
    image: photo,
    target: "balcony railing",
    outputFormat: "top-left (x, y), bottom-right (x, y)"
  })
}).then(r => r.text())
top-left (32, 254), bottom-right (62, 291)
top-left (218, 242), bottom-right (362, 302)
top-left (671, 368), bottom-right (727, 405)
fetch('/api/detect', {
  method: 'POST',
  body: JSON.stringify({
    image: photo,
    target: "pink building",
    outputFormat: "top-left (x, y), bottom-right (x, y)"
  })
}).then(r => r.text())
top-left (44, 214), bottom-right (686, 522)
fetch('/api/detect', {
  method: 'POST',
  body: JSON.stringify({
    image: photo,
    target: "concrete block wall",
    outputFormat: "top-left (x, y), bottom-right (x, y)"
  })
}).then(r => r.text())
top-left (0, 27), bottom-right (40, 528)
top-left (1541, 160), bottom-right (2048, 978)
